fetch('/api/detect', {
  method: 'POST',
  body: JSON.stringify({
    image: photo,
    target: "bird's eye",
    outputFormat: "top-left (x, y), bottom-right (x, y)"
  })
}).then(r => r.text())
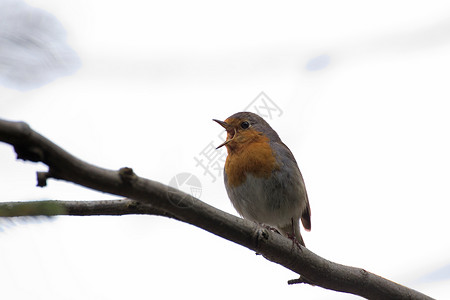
top-left (240, 121), bottom-right (250, 129)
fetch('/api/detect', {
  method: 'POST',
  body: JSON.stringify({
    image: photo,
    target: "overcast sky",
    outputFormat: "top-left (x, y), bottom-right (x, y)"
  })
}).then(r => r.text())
top-left (1, 1), bottom-right (450, 299)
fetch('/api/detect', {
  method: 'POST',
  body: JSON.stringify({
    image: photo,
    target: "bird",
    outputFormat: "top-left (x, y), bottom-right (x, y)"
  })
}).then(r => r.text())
top-left (213, 112), bottom-right (311, 247)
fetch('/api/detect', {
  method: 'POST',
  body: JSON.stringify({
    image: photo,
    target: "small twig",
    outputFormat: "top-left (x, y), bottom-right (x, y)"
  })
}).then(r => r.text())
top-left (288, 276), bottom-right (316, 285)
top-left (0, 199), bottom-right (177, 218)
top-left (36, 171), bottom-right (50, 187)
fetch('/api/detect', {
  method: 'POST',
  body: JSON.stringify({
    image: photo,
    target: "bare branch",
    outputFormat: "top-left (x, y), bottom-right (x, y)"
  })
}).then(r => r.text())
top-left (0, 118), bottom-right (433, 300)
top-left (0, 199), bottom-right (176, 218)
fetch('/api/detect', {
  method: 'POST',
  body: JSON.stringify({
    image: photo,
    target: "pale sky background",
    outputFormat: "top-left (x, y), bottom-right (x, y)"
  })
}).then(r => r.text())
top-left (1, 1), bottom-right (450, 299)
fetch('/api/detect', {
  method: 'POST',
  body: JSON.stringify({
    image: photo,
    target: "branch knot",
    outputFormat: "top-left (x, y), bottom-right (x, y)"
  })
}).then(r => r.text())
top-left (15, 145), bottom-right (44, 162)
top-left (119, 167), bottom-right (137, 184)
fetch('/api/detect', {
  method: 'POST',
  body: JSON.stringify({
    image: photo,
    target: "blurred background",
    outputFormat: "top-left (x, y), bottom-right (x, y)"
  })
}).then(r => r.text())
top-left (1, 0), bottom-right (450, 299)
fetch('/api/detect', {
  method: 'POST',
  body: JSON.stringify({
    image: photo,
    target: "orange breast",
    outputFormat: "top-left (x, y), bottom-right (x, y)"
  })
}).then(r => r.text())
top-left (225, 134), bottom-right (279, 187)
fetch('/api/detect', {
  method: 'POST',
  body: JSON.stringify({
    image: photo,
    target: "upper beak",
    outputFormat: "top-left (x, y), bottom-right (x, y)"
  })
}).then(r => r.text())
top-left (212, 119), bottom-right (234, 149)
top-left (213, 119), bottom-right (229, 129)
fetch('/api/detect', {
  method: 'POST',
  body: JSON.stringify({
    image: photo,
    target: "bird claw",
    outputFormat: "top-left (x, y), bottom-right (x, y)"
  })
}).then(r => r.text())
top-left (261, 224), bottom-right (281, 234)
top-left (287, 233), bottom-right (303, 251)
top-left (260, 224), bottom-right (303, 251)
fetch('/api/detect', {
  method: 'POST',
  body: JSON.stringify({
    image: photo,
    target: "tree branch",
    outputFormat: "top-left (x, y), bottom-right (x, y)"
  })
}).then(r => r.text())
top-left (0, 199), bottom-right (176, 218)
top-left (0, 118), bottom-right (433, 300)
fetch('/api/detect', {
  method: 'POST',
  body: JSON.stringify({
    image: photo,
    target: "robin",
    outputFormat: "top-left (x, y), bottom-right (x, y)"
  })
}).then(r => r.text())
top-left (213, 112), bottom-right (311, 247)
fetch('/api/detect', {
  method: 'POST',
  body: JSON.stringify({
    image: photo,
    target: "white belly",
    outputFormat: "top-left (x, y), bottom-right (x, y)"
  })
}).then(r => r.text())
top-left (225, 171), bottom-right (307, 228)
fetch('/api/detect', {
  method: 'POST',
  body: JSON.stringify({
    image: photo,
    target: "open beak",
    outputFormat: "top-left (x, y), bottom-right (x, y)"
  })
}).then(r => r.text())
top-left (213, 119), bottom-right (235, 149)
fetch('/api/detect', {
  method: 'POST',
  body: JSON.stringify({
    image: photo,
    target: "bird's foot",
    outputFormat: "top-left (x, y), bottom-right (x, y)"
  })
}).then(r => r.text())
top-left (286, 233), bottom-right (303, 251)
top-left (261, 224), bottom-right (281, 234)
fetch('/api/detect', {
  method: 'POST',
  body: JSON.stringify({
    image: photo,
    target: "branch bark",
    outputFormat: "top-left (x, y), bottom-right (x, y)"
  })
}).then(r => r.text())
top-left (0, 199), bottom-right (174, 218)
top-left (0, 118), bottom-right (433, 300)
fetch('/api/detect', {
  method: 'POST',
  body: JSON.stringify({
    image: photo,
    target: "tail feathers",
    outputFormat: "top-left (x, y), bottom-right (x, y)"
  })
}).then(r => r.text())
top-left (301, 202), bottom-right (312, 231)
top-left (301, 211), bottom-right (311, 232)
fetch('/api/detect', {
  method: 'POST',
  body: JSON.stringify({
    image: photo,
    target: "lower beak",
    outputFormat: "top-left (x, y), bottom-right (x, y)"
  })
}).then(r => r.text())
top-left (215, 139), bottom-right (230, 149)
